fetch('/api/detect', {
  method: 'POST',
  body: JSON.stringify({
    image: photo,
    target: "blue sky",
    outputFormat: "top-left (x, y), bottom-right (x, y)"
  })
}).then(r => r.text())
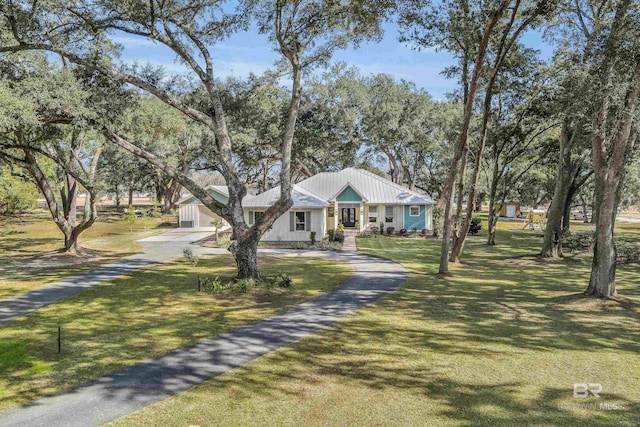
top-left (115, 21), bottom-right (553, 101)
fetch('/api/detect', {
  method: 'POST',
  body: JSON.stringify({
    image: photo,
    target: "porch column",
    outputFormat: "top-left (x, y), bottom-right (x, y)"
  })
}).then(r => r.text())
top-left (335, 202), bottom-right (339, 229)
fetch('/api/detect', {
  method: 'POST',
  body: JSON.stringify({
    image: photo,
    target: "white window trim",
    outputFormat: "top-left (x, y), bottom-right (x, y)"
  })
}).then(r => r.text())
top-left (410, 206), bottom-right (420, 217)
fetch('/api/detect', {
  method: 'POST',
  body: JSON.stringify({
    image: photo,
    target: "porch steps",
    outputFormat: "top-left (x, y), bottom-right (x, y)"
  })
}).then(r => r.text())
top-left (342, 230), bottom-right (358, 252)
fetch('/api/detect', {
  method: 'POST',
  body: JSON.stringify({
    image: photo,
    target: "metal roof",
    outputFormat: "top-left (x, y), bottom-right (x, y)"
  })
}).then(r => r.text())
top-left (177, 185), bottom-right (229, 205)
top-left (181, 168), bottom-right (435, 208)
top-left (242, 184), bottom-right (329, 208)
top-left (296, 168), bottom-right (435, 205)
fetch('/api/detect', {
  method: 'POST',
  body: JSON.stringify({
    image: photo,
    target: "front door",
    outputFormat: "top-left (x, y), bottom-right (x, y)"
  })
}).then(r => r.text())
top-left (342, 208), bottom-right (356, 228)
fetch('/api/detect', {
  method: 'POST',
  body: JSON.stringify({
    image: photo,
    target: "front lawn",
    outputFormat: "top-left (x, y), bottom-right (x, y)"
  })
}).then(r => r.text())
top-left (0, 209), bottom-right (168, 300)
top-left (0, 254), bottom-right (352, 411)
top-left (109, 224), bottom-right (640, 427)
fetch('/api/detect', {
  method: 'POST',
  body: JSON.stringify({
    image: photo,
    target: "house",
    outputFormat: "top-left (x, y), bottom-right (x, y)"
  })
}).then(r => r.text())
top-left (178, 168), bottom-right (435, 241)
top-left (495, 200), bottom-right (521, 218)
top-left (177, 185), bottom-right (231, 229)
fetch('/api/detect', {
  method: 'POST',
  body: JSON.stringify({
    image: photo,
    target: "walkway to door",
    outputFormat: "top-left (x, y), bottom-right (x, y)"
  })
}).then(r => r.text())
top-left (342, 229), bottom-right (358, 251)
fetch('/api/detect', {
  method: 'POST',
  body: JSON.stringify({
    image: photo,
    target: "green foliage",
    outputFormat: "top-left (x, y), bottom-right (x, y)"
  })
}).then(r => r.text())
top-left (199, 273), bottom-right (293, 294)
top-left (182, 248), bottom-right (199, 267)
top-left (292, 241), bottom-right (307, 250)
top-left (432, 208), bottom-right (443, 237)
top-left (0, 171), bottom-right (38, 214)
top-left (310, 231), bottom-right (317, 245)
top-left (327, 229), bottom-right (336, 241)
top-left (379, 221), bottom-right (385, 235)
top-left (616, 242), bottom-right (640, 264)
top-left (270, 273), bottom-right (293, 288)
top-left (123, 207), bottom-right (137, 232)
top-left (561, 231), bottom-right (595, 253)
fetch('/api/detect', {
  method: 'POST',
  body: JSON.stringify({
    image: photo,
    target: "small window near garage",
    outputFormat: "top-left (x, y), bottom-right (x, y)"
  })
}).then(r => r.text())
top-left (385, 206), bottom-right (394, 223)
top-left (254, 211), bottom-right (264, 224)
top-left (410, 206), bottom-right (420, 216)
top-left (368, 206), bottom-right (377, 223)
top-left (295, 211), bottom-right (306, 231)
top-left (328, 207), bottom-right (335, 217)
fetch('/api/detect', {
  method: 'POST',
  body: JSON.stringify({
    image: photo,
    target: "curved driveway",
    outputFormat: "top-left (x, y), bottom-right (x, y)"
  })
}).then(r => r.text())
top-left (0, 249), bottom-right (407, 427)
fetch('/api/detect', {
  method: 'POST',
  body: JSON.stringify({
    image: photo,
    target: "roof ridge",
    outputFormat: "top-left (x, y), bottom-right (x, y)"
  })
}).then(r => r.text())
top-left (345, 167), bottom-right (426, 197)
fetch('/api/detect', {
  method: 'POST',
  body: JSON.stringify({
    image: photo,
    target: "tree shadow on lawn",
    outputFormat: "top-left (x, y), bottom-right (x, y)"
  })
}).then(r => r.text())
top-left (172, 313), bottom-right (640, 427)
top-left (0, 248), bottom-right (134, 300)
top-left (0, 255), bottom-right (350, 411)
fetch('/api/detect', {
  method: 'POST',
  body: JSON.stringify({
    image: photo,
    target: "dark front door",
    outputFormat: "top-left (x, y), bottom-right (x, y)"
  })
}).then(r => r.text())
top-left (342, 208), bottom-right (356, 228)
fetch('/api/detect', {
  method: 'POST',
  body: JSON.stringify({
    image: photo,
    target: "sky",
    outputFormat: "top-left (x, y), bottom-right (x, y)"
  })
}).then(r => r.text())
top-left (114, 20), bottom-right (554, 101)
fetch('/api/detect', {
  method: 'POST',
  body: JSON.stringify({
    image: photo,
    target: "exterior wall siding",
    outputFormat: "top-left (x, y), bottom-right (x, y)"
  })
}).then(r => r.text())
top-left (245, 208), bottom-right (324, 242)
top-left (336, 186), bottom-right (362, 202)
top-left (403, 205), bottom-right (426, 230)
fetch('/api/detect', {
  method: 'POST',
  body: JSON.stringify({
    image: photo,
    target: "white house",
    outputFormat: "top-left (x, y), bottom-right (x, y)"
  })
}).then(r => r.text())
top-left (178, 168), bottom-right (435, 241)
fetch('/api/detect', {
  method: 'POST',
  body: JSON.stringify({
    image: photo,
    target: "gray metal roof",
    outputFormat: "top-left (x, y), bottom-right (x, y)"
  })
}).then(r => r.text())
top-left (182, 169), bottom-right (435, 208)
top-left (177, 185), bottom-right (230, 205)
top-left (242, 184), bottom-right (329, 208)
top-left (296, 167), bottom-right (435, 205)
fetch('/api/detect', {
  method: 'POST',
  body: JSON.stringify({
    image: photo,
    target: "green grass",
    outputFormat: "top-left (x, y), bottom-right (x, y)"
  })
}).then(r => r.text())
top-left (0, 209), bottom-right (169, 300)
top-left (109, 223), bottom-right (640, 427)
top-left (0, 254), bottom-right (352, 411)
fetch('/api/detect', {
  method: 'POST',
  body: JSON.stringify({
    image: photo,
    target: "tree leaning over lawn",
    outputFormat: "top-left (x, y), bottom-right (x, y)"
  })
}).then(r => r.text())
top-left (0, 0), bottom-right (389, 278)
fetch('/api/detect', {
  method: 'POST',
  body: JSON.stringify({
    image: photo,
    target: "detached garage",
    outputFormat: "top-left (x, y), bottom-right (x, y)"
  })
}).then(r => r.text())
top-left (177, 185), bottom-right (229, 228)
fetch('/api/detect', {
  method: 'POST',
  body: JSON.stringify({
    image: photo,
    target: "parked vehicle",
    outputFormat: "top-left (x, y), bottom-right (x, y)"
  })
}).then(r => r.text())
top-left (572, 210), bottom-right (592, 221)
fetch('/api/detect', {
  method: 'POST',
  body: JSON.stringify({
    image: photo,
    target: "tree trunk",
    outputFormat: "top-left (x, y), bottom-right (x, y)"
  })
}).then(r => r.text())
top-left (584, 182), bottom-right (617, 297)
top-left (450, 147), bottom-right (468, 263)
top-left (228, 234), bottom-right (259, 279)
top-left (541, 119), bottom-right (574, 257)
top-left (128, 187), bottom-right (134, 207)
top-left (585, 61), bottom-right (640, 298)
top-left (438, 2), bottom-right (509, 274)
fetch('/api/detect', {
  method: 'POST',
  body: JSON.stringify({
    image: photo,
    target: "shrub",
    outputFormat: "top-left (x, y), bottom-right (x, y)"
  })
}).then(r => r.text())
top-left (217, 236), bottom-right (232, 248)
top-left (201, 275), bottom-right (225, 293)
top-left (310, 231), bottom-right (316, 245)
top-left (327, 229), bottom-right (336, 242)
top-left (379, 221), bottom-right (384, 235)
top-left (562, 231), bottom-right (594, 252)
top-left (617, 242), bottom-right (640, 264)
top-left (386, 227), bottom-right (395, 235)
top-left (432, 207), bottom-right (443, 237)
top-left (334, 232), bottom-right (345, 243)
top-left (337, 223), bottom-right (344, 232)
top-left (271, 273), bottom-right (293, 288)
top-left (233, 278), bottom-right (253, 293)
top-left (292, 241), bottom-right (307, 249)
top-left (183, 248), bottom-right (199, 267)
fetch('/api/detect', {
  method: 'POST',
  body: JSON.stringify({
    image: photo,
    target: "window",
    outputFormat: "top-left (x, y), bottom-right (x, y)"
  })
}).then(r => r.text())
top-left (368, 206), bottom-right (377, 223)
top-left (249, 211), bottom-right (264, 225)
top-left (385, 206), bottom-right (394, 223)
top-left (410, 206), bottom-right (420, 216)
top-left (295, 211), bottom-right (306, 231)
top-left (328, 207), bottom-right (335, 218)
